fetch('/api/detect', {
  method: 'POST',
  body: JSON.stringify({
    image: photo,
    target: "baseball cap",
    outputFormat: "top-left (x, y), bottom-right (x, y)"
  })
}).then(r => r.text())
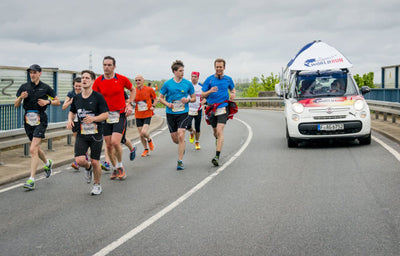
top-left (27, 64), bottom-right (42, 72)
top-left (191, 71), bottom-right (200, 77)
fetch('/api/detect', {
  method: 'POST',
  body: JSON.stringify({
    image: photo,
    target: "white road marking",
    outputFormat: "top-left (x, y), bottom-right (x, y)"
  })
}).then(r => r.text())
top-left (92, 118), bottom-right (253, 256)
top-left (372, 135), bottom-right (400, 162)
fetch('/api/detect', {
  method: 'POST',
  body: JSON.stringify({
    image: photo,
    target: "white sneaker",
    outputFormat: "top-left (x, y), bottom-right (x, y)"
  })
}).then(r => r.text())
top-left (91, 184), bottom-right (102, 195)
top-left (84, 164), bottom-right (93, 184)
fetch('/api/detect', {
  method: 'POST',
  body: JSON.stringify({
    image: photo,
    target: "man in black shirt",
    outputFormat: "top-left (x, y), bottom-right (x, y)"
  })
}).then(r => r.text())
top-left (15, 64), bottom-right (60, 190)
top-left (67, 70), bottom-right (109, 195)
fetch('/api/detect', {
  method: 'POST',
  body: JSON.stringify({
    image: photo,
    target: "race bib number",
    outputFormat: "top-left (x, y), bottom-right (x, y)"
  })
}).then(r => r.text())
top-left (80, 123), bottom-right (98, 135)
top-left (215, 107), bottom-right (227, 116)
top-left (25, 111), bottom-right (40, 126)
top-left (172, 100), bottom-right (185, 112)
top-left (107, 111), bottom-right (120, 124)
top-left (137, 101), bottom-right (148, 112)
top-left (189, 110), bottom-right (198, 116)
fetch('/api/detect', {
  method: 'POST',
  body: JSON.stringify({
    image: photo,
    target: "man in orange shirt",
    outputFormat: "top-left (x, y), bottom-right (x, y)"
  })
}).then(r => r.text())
top-left (134, 75), bottom-right (158, 157)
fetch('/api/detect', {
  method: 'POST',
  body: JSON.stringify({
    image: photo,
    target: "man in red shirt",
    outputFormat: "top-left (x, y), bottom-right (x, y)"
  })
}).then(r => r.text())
top-left (93, 56), bottom-right (135, 180)
top-left (134, 75), bottom-right (158, 157)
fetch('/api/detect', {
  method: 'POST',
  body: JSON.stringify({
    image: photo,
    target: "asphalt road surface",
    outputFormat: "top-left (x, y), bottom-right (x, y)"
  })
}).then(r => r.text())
top-left (1, 109), bottom-right (400, 256)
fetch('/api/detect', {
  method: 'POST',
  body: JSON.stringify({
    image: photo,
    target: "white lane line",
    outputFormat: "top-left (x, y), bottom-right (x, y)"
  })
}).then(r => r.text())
top-left (93, 118), bottom-right (253, 256)
top-left (372, 135), bottom-right (400, 163)
top-left (0, 125), bottom-right (168, 194)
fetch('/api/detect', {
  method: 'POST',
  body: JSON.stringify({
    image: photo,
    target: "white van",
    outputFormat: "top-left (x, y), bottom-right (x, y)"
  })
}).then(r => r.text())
top-left (276, 41), bottom-right (371, 147)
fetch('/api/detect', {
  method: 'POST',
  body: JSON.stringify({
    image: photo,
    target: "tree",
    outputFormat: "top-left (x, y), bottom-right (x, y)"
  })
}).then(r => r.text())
top-left (241, 73), bottom-right (280, 97)
top-left (354, 72), bottom-right (374, 88)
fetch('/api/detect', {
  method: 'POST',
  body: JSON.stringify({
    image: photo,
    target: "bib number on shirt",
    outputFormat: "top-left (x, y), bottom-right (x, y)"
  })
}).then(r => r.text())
top-left (215, 107), bottom-right (227, 116)
top-left (137, 101), bottom-right (148, 112)
top-left (25, 111), bottom-right (40, 126)
top-left (80, 123), bottom-right (98, 135)
top-left (107, 111), bottom-right (120, 124)
top-left (172, 100), bottom-right (185, 112)
top-left (189, 110), bottom-right (198, 116)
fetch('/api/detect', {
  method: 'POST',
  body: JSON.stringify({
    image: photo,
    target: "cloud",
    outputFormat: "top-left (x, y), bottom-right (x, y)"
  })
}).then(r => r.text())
top-left (0, 0), bottom-right (399, 83)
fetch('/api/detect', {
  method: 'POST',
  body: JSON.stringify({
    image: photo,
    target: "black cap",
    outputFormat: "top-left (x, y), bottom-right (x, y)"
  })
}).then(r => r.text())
top-left (27, 64), bottom-right (42, 72)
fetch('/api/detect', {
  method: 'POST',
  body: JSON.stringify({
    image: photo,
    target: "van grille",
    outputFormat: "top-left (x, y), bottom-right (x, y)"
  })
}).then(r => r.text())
top-left (314, 115), bottom-right (347, 120)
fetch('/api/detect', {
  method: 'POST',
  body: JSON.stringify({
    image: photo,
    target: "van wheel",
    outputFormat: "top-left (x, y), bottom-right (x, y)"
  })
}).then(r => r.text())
top-left (359, 133), bottom-right (371, 145)
top-left (286, 127), bottom-right (297, 148)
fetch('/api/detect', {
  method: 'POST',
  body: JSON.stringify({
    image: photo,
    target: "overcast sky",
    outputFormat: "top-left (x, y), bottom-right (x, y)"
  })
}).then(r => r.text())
top-left (0, 0), bottom-right (399, 83)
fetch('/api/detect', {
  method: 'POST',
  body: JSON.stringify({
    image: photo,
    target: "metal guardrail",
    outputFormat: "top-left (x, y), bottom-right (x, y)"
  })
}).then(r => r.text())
top-left (0, 116), bottom-right (136, 164)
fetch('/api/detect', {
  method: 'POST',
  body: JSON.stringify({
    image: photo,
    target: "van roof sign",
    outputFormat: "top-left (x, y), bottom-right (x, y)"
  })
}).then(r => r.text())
top-left (287, 41), bottom-right (353, 71)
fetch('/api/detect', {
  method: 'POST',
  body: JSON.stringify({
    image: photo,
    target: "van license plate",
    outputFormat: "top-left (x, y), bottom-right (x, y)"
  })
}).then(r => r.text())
top-left (318, 123), bottom-right (344, 131)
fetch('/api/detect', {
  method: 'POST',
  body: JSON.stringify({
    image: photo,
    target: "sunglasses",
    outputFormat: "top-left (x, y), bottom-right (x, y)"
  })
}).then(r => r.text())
top-left (135, 79), bottom-right (142, 82)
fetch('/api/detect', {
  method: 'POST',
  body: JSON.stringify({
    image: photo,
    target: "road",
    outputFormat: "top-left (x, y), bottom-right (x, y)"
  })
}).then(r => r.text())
top-left (1, 109), bottom-right (400, 256)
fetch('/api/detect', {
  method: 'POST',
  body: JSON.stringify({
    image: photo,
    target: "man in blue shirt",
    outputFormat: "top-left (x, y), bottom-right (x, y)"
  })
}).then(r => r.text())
top-left (159, 60), bottom-right (195, 170)
top-left (201, 58), bottom-right (236, 166)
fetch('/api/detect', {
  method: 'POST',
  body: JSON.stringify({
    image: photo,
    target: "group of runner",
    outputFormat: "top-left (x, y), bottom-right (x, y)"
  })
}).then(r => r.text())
top-left (14, 57), bottom-right (236, 195)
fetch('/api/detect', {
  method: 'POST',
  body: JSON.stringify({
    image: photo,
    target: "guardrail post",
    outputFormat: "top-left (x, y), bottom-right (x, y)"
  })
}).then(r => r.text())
top-left (392, 115), bottom-right (397, 123)
top-left (67, 134), bottom-right (72, 145)
top-left (24, 143), bottom-right (29, 157)
top-left (48, 139), bottom-right (54, 151)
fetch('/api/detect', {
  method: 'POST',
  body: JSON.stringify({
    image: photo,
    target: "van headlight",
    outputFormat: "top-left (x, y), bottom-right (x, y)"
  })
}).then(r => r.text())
top-left (292, 103), bottom-right (304, 114)
top-left (354, 100), bottom-right (365, 111)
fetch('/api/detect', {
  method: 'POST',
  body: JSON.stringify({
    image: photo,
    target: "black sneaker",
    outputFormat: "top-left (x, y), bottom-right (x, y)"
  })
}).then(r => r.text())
top-left (212, 156), bottom-right (219, 166)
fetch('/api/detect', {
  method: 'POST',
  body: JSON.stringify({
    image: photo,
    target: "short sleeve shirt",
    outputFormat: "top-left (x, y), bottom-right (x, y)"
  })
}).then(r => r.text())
top-left (70, 91), bottom-right (109, 137)
top-left (159, 78), bottom-right (194, 114)
top-left (16, 81), bottom-right (57, 113)
top-left (134, 86), bottom-right (157, 119)
top-left (202, 75), bottom-right (235, 108)
top-left (92, 73), bottom-right (132, 113)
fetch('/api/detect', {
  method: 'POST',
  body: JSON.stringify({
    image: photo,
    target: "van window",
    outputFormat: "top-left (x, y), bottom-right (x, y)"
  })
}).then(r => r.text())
top-left (295, 72), bottom-right (358, 98)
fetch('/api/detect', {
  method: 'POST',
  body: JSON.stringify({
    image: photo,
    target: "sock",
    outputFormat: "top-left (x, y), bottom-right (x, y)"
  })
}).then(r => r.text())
top-left (216, 151), bottom-right (221, 158)
top-left (116, 162), bottom-right (123, 168)
top-left (46, 160), bottom-right (50, 166)
top-left (148, 139), bottom-right (152, 143)
top-left (195, 140), bottom-right (199, 143)
top-left (29, 177), bottom-right (35, 181)
top-left (86, 164), bottom-right (92, 170)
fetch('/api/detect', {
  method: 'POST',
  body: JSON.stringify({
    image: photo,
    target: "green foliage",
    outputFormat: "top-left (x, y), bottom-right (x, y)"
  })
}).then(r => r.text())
top-left (354, 72), bottom-right (375, 88)
top-left (241, 73), bottom-right (280, 97)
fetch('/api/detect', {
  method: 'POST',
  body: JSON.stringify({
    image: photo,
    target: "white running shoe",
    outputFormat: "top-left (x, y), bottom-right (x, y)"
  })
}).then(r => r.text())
top-left (84, 164), bottom-right (93, 184)
top-left (91, 184), bottom-right (102, 195)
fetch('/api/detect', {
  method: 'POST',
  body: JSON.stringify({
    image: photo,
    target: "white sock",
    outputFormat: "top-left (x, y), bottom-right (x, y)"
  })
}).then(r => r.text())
top-left (29, 177), bottom-right (35, 181)
top-left (116, 162), bottom-right (123, 168)
top-left (46, 160), bottom-right (50, 166)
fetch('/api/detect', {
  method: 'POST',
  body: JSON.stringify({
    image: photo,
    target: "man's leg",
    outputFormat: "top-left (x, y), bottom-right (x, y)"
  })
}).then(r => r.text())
top-left (29, 137), bottom-right (42, 178)
top-left (111, 132), bottom-right (123, 163)
top-left (177, 128), bottom-right (186, 160)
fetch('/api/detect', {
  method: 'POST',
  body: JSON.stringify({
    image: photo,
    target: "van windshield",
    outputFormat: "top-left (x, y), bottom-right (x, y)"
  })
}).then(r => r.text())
top-left (295, 71), bottom-right (358, 98)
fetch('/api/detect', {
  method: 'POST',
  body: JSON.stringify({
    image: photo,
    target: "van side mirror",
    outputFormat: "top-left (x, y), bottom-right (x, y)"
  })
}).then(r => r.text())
top-left (275, 83), bottom-right (283, 97)
top-left (360, 86), bottom-right (371, 95)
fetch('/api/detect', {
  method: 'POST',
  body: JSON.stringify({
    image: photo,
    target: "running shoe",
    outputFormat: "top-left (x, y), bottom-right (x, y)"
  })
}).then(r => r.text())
top-left (84, 164), bottom-right (93, 184)
top-left (177, 160), bottom-right (184, 170)
top-left (141, 149), bottom-right (149, 157)
top-left (23, 178), bottom-right (35, 190)
top-left (117, 167), bottom-right (126, 180)
top-left (91, 184), bottom-right (102, 195)
top-left (110, 169), bottom-right (118, 180)
top-left (71, 161), bottom-right (79, 170)
top-left (44, 159), bottom-right (53, 178)
top-left (212, 156), bottom-right (219, 167)
top-left (195, 142), bottom-right (201, 150)
top-left (130, 146), bottom-right (137, 161)
top-left (189, 132), bottom-right (195, 144)
top-left (101, 161), bottom-right (111, 171)
top-left (148, 139), bottom-right (155, 151)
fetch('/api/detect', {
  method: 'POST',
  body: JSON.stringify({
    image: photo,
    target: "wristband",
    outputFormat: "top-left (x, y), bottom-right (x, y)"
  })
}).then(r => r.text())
top-left (48, 100), bottom-right (51, 105)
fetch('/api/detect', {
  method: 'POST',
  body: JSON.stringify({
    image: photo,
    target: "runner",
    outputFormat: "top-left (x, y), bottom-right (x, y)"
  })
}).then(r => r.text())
top-left (62, 77), bottom-right (84, 170)
top-left (101, 91), bottom-right (136, 171)
top-left (201, 58), bottom-right (237, 166)
top-left (133, 75), bottom-right (157, 157)
top-left (15, 64), bottom-right (60, 190)
top-left (67, 70), bottom-right (109, 195)
top-left (186, 71), bottom-right (206, 150)
top-left (158, 60), bottom-right (195, 170)
top-left (93, 56), bottom-right (135, 180)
